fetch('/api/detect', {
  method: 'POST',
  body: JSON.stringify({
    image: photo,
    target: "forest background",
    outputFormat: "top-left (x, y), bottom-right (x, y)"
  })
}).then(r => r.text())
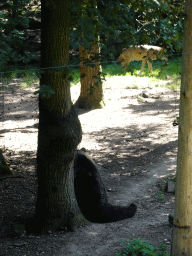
top-left (0, 0), bottom-right (184, 79)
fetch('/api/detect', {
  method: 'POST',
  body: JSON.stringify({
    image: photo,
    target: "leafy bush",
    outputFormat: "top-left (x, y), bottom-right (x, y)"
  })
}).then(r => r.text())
top-left (0, 0), bottom-right (39, 77)
top-left (115, 238), bottom-right (170, 256)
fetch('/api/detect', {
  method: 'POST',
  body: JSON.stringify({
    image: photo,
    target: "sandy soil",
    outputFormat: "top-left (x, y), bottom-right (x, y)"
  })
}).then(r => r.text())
top-left (0, 76), bottom-right (179, 255)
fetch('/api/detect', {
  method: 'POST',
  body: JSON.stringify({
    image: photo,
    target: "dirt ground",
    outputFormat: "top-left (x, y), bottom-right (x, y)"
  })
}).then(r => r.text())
top-left (0, 75), bottom-right (179, 255)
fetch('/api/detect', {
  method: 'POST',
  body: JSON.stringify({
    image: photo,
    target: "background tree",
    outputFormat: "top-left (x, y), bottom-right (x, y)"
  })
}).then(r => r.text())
top-left (73, 1), bottom-right (103, 109)
top-left (0, 0), bottom-right (185, 78)
top-left (70, 0), bottom-right (184, 61)
top-left (171, 0), bottom-right (192, 254)
top-left (69, 0), bottom-right (184, 109)
top-left (75, 41), bottom-right (104, 109)
top-left (27, 0), bottom-right (82, 233)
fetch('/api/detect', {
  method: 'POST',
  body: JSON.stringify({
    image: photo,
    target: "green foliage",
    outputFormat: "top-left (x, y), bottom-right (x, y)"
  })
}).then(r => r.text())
top-left (164, 57), bottom-right (182, 78)
top-left (34, 85), bottom-right (55, 98)
top-left (115, 238), bottom-right (170, 256)
top-left (19, 71), bottom-right (39, 86)
top-left (1, 0), bottom-right (184, 79)
top-left (157, 191), bottom-right (164, 200)
top-left (101, 64), bottom-right (127, 77)
top-left (103, 57), bottom-right (181, 79)
top-left (137, 96), bottom-right (144, 102)
top-left (0, 160), bottom-right (13, 176)
top-left (1, 69), bottom-right (39, 87)
top-left (0, 0), bottom-right (39, 76)
top-left (70, 0), bottom-right (184, 64)
top-left (70, 57), bottom-right (181, 89)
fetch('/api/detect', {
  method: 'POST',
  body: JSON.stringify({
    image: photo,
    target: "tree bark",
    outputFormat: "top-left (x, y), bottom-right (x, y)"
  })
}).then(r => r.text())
top-left (29, 0), bottom-right (82, 233)
top-left (171, 0), bottom-right (192, 254)
top-left (75, 40), bottom-right (104, 109)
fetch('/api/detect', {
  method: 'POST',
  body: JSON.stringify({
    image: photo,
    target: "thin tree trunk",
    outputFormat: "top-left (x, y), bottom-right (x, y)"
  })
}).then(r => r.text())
top-left (171, 0), bottom-right (192, 254)
top-left (75, 40), bottom-right (104, 109)
top-left (28, 0), bottom-right (82, 234)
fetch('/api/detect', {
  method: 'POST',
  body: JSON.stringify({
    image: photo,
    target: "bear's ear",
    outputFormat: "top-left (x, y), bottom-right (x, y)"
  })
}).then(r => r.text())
top-left (74, 151), bottom-right (101, 180)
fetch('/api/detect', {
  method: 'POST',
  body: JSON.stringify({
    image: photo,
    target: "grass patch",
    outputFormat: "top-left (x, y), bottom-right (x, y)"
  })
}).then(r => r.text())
top-left (3, 57), bottom-right (181, 90)
top-left (137, 96), bottom-right (144, 102)
top-left (2, 70), bottom-right (39, 90)
top-left (102, 63), bottom-right (127, 77)
top-left (102, 56), bottom-right (181, 80)
top-left (156, 190), bottom-right (164, 200)
top-left (19, 72), bottom-right (39, 88)
top-left (164, 56), bottom-right (182, 78)
top-left (130, 84), bottom-right (139, 89)
top-left (69, 57), bottom-right (181, 91)
top-left (115, 238), bottom-right (169, 256)
top-left (70, 69), bottom-right (80, 86)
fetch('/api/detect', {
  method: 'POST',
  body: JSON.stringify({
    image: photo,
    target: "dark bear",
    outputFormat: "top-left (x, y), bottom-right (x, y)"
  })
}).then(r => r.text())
top-left (74, 150), bottom-right (137, 223)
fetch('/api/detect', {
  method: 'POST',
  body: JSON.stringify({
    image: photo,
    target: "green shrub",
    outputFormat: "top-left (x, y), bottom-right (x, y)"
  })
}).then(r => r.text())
top-left (0, 160), bottom-right (13, 176)
top-left (115, 238), bottom-right (170, 256)
top-left (0, 0), bottom-right (39, 78)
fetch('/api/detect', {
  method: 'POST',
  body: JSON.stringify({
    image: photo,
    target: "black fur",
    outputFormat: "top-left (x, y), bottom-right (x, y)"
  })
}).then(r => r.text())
top-left (74, 150), bottom-right (137, 223)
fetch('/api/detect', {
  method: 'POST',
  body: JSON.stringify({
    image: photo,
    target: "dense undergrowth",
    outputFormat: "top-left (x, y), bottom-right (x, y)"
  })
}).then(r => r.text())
top-left (115, 238), bottom-right (170, 256)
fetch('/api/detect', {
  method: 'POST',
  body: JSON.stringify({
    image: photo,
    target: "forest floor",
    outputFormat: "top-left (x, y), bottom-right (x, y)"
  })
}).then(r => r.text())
top-left (0, 75), bottom-right (179, 255)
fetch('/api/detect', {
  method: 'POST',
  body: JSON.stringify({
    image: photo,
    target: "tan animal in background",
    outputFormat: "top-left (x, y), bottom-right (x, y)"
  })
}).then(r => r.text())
top-left (117, 45), bottom-right (168, 75)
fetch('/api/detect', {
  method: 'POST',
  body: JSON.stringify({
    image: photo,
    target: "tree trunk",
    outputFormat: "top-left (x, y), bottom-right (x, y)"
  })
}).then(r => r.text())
top-left (171, 0), bottom-right (192, 254)
top-left (29, 0), bottom-right (82, 234)
top-left (75, 40), bottom-right (104, 109)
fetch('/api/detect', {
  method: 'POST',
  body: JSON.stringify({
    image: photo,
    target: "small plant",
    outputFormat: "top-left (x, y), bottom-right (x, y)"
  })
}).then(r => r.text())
top-left (169, 83), bottom-right (180, 91)
top-left (115, 238), bottom-right (170, 256)
top-left (137, 96), bottom-right (144, 102)
top-left (0, 160), bottom-right (13, 176)
top-left (19, 71), bottom-right (39, 88)
top-left (132, 84), bottom-right (139, 89)
top-left (157, 190), bottom-right (164, 199)
top-left (34, 85), bottom-right (55, 98)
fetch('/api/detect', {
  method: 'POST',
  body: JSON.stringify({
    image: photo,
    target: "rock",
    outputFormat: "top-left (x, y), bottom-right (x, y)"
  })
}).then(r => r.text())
top-left (141, 92), bottom-right (148, 98)
top-left (167, 181), bottom-right (175, 193)
top-left (169, 213), bottom-right (174, 225)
